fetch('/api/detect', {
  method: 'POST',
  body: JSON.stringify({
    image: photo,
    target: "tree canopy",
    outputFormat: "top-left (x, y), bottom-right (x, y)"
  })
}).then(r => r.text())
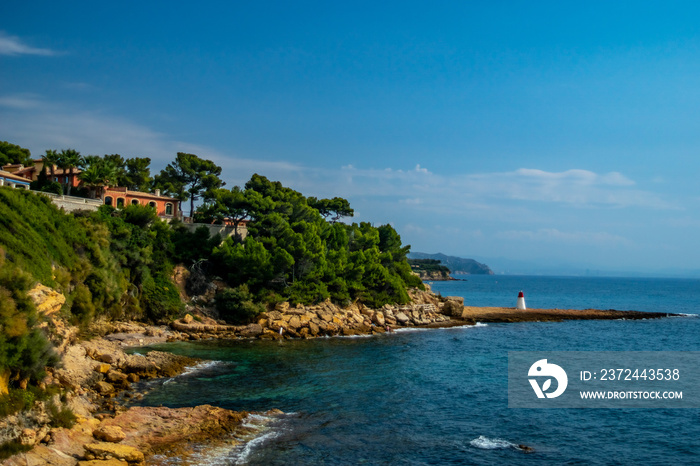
top-left (154, 152), bottom-right (223, 216)
top-left (208, 174), bottom-right (422, 307)
top-left (0, 141), bottom-right (32, 167)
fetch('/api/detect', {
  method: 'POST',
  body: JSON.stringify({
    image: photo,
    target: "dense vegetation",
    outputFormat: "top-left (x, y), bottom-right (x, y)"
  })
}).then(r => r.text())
top-left (204, 174), bottom-right (423, 321)
top-left (408, 259), bottom-right (452, 276)
top-left (0, 188), bottom-right (188, 393)
top-left (0, 141), bottom-right (33, 167)
top-left (0, 142), bottom-right (423, 392)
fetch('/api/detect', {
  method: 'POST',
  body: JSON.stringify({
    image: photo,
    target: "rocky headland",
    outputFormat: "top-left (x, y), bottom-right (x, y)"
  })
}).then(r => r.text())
top-left (1, 282), bottom-right (682, 465)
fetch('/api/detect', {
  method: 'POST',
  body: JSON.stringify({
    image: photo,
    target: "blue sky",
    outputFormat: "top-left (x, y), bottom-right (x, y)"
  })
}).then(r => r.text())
top-left (2, 2), bottom-right (700, 275)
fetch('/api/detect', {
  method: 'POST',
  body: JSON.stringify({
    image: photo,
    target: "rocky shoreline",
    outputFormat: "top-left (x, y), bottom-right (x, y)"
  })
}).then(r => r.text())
top-left (0, 332), bottom-right (283, 466)
top-left (1, 285), bottom-right (683, 465)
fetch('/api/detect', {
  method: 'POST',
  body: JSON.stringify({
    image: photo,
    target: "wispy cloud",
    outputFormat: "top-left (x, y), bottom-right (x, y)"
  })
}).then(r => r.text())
top-left (0, 32), bottom-right (58, 56)
top-left (0, 94), bottom-right (43, 109)
top-left (0, 96), bottom-right (679, 222)
top-left (331, 165), bottom-right (675, 211)
top-left (496, 228), bottom-right (629, 245)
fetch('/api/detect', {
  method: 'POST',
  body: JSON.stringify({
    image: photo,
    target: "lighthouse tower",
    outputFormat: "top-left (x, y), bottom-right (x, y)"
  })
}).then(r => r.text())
top-left (516, 291), bottom-right (526, 310)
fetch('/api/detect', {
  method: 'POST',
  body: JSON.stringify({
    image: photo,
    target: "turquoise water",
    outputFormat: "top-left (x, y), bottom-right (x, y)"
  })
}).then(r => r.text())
top-left (134, 276), bottom-right (700, 464)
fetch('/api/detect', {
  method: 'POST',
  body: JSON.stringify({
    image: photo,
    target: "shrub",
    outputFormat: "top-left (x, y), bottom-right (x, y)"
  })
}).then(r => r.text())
top-left (216, 285), bottom-right (264, 324)
top-left (70, 284), bottom-right (96, 326)
top-left (0, 441), bottom-right (31, 460)
top-left (47, 400), bottom-right (76, 428)
top-left (142, 273), bottom-right (184, 322)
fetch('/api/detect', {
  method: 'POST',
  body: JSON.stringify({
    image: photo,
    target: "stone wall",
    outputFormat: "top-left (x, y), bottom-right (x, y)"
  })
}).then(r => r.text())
top-left (181, 222), bottom-right (248, 241)
top-left (39, 192), bottom-right (102, 213)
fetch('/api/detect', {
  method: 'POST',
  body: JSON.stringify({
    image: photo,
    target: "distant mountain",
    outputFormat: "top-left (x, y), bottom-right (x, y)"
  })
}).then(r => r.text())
top-left (408, 252), bottom-right (494, 275)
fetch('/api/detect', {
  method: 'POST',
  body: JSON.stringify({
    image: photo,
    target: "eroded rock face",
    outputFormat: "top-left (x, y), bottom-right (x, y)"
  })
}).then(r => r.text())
top-left (27, 283), bottom-right (66, 317)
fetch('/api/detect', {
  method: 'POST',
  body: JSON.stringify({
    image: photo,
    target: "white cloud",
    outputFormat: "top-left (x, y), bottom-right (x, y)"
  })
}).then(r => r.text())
top-left (0, 32), bottom-right (58, 56)
top-left (0, 96), bottom-right (679, 222)
top-left (464, 168), bottom-right (673, 209)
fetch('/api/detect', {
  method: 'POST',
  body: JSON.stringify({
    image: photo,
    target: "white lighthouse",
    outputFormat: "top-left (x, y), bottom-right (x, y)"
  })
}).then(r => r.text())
top-left (516, 290), bottom-right (526, 310)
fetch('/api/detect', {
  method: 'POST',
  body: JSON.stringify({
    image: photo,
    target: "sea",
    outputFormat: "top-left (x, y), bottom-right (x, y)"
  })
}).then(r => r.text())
top-left (130, 275), bottom-right (700, 465)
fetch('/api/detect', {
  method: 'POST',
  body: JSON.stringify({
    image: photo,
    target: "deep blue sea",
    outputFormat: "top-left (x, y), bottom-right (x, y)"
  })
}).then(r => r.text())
top-left (133, 276), bottom-right (700, 465)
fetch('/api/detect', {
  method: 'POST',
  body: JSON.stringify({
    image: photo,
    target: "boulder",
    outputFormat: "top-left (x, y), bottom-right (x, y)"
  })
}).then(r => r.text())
top-left (239, 323), bottom-right (263, 338)
top-left (267, 310), bottom-right (283, 321)
top-left (275, 302), bottom-right (290, 312)
top-left (106, 370), bottom-right (129, 386)
top-left (286, 316), bottom-right (301, 330)
top-left (355, 323), bottom-right (372, 334)
top-left (395, 312), bottom-right (410, 325)
top-left (268, 320), bottom-right (285, 332)
top-left (309, 321), bottom-right (320, 336)
top-left (94, 364), bottom-right (111, 374)
top-left (94, 381), bottom-right (115, 394)
top-left (84, 442), bottom-right (144, 463)
top-left (93, 425), bottom-right (126, 443)
top-left (372, 312), bottom-right (385, 327)
top-left (79, 459), bottom-right (130, 466)
top-left (442, 297), bottom-right (465, 317)
top-left (18, 428), bottom-right (37, 447)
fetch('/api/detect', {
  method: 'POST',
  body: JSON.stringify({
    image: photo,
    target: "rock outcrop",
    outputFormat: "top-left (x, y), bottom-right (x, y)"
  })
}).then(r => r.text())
top-left (168, 289), bottom-right (465, 341)
top-left (27, 283), bottom-right (66, 317)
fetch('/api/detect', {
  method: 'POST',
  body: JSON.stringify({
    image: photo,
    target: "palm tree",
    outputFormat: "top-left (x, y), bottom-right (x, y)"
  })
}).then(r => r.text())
top-left (41, 149), bottom-right (60, 181)
top-left (57, 149), bottom-right (82, 195)
top-left (79, 156), bottom-right (120, 199)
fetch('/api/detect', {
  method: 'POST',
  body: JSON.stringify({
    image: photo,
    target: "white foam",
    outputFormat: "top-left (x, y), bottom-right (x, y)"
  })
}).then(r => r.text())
top-left (392, 327), bottom-right (431, 333)
top-left (181, 412), bottom-right (285, 465)
top-left (180, 360), bottom-right (224, 377)
top-left (235, 428), bottom-right (281, 464)
top-left (470, 435), bottom-right (518, 450)
top-left (338, 333), bottom-right (375, 338)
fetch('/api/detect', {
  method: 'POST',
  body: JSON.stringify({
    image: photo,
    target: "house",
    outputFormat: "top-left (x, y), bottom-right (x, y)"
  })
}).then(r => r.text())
top-left (102, 187), bottom-right (182, 219)
top-left (2, 160), bottom-right (81, 189)
top-left (0, 170), bottom-right (31, 189)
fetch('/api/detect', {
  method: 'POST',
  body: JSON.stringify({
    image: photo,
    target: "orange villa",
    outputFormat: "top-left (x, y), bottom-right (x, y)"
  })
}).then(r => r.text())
top-left (2, 159), bottom-right (182, 220)
top-left (102, 187), bottom-right (182, 219)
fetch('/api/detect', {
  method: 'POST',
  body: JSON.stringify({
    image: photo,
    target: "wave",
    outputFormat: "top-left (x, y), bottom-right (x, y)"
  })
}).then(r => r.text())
top-left (156, 360), bottom-right (225, 387)
top-left (181, 360), bottom-right (225, 376)
top-left (183, 412), bottom-right (286, 465)
top-left (469, 435), bottom-right (522, 450)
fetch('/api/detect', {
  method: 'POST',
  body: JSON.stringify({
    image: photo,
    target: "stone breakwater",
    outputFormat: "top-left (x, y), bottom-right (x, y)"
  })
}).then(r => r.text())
top-left (164, 291), bottom-right (680, 342)
top-left (168, 291), bottom-right (464, 341)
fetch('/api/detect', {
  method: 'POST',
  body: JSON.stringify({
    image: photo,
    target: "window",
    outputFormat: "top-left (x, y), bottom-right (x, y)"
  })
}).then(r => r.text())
top-left (117, 198), bottom-right (125, 207)
top-left (131, 199), bottom-right (139, 205)
top-left (148, 201), bottom-right (157, 209)
top-left (165, 203), bottom-right (173, 216)
top-left (104, 196), bottom-right (113, 206)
